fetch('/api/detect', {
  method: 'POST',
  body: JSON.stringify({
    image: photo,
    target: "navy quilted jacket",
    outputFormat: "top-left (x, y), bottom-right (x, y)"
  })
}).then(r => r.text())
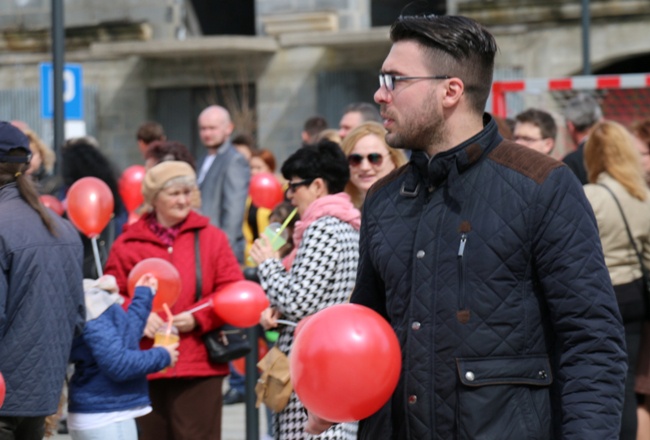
top-left (0, 184), bottom-right (85, 417)
top-left (351, 116), bottom-right (627, 440)
top-left (68, 286), bottom-right (170, 413)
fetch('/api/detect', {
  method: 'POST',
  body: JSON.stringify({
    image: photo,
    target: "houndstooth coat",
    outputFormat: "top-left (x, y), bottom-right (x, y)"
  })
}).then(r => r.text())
top-left (258, 215), bottom-right (360, 440)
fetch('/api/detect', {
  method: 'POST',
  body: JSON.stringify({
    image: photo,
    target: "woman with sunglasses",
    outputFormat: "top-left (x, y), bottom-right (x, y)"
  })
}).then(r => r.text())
top-left (341, 122), bottom-right (408, 209)
top-left (249, 140), bottom-right (361, 440)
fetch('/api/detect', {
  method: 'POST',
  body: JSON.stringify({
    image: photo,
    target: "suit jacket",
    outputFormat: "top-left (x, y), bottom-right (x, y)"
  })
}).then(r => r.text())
top-left (198, 140), bottom-right (250, 263)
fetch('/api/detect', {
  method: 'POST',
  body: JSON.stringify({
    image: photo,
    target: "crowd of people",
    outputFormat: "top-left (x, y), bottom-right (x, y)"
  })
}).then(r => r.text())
top-left (3, 12), bottom-right (650, 440)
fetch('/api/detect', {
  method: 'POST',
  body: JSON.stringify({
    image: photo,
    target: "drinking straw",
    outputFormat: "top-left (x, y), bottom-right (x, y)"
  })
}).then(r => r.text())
top-left (270, 208), bottom-right (298, 248)
top-left (276, 319), bottom-right (297, 327)
top-left (162, 303), bottom-right (173, 344)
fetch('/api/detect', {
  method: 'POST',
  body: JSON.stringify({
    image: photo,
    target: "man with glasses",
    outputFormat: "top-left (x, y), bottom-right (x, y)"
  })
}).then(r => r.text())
top-left (308, 14), bottom-right (625, 440)
top-left (513, 108), bottom-right (557, 155)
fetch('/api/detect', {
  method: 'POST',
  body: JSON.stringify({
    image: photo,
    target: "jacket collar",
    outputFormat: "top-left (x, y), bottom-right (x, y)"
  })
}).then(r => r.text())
top-left (404, 114), bottom-right (501, 195)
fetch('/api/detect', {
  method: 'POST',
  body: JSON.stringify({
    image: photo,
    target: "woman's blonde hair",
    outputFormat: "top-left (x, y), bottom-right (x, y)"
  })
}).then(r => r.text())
top-left (584, 120), bottom-right (647, 201)
top-left (23, 128), bottom-right (56, 173)
top-left (341, 122), bottom-right (408, 208)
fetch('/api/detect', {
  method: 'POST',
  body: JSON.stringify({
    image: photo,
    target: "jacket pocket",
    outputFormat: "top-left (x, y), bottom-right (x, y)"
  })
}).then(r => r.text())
top-left (456, 354), bottom-right (553, 440)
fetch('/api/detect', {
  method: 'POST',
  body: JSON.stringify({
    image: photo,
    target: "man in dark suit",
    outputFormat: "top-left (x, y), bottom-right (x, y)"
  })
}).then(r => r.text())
top-left (197, 105), bottom-right (250, 263)
top-left (562, 94), bottom-right (603, 184)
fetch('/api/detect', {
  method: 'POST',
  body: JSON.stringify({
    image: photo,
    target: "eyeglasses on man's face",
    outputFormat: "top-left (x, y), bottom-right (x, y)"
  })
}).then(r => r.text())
top-left (285, 178), bottom-right (314, 195)
top-left (378, 73), bottom-right (451, 91)
top-left (348, 153), bottom-right (387, 167)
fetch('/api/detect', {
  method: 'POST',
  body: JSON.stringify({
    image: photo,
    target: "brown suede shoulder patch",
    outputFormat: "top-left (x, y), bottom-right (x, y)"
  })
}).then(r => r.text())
top-left (488, 140), bottom-right (563, 185)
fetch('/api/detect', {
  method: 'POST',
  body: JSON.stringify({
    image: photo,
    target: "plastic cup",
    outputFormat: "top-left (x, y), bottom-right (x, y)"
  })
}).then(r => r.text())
top-left (154, 324), bottom-right (179, 372)
top-left (247, 222), bottom-right (289, 266)
top-left (263, 222), bottom-right (288, 251)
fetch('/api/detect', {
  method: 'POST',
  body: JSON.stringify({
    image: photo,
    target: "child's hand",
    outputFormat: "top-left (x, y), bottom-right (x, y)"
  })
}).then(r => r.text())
top-left (136, 273), bottom-right (158, 292)
top-left (163, 342), bottom-right (179, 367)
top-left (144, 313), bottom-right (165, 339)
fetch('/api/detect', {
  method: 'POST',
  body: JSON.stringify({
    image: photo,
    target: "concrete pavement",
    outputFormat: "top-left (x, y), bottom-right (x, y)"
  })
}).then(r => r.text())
top-left (49, 402), bottom-right (269, 440)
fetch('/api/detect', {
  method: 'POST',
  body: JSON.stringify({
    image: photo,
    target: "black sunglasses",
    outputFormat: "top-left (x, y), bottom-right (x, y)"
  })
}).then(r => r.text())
top-left (286, 178), bottom-right (314, 194)
top-left (348, 153), bottom-right (386, 167)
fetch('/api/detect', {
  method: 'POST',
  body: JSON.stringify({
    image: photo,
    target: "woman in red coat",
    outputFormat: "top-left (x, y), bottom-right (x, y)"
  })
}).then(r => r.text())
top-left (104, 161), bottom-right (243, 440)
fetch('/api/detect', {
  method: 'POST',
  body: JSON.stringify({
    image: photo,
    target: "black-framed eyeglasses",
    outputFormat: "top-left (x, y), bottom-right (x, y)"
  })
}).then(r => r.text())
top-left (286, 178), bottom-right (314, 195)
top-left (378, 73), bottom-right (450, 91)
top-left (348, 153), bottom-right (388, 167)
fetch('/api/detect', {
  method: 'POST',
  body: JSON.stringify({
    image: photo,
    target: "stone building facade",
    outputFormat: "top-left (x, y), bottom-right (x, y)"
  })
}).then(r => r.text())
top-left (0, 0), bottom-right (649, 167)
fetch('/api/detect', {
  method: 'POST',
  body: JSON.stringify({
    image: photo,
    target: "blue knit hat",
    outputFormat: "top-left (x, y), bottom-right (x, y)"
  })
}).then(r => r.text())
top-left (0, 121), bottom-right (31, 163)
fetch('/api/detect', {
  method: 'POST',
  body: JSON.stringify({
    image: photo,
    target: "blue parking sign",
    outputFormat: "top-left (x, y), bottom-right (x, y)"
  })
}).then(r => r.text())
top-left (40, 63), bottom-right (84, 120)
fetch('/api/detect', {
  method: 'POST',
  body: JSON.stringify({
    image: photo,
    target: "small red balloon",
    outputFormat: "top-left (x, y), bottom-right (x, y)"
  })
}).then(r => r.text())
top-left (119, 165), bottom-right (146, 212)
top-left (66, 177), bottom-right (114, 238)
top-left (39, 195), bottom-right (64, 216)
top-left (212, 281), bottom-right (270, 328)
top-left (127, 211), bottom-right (141, 225)
top-left (127, 258), bottom-right (182, 313)
top-left (232, 337), bottom-right (270, 375)
top-left (249, 173), bottom-right (283, 210)
top-left (0, 371), bottom-right (5, 409)
top-left (290, 303), bottom-right (402, 423)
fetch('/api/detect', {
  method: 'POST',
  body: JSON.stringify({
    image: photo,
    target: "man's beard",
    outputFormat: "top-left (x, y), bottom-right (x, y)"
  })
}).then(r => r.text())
top-left (384, 103), bottom-right (444, 152)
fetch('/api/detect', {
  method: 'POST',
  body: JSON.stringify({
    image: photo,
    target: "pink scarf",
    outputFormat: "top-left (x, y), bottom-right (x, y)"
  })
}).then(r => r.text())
top-left (282, 193), bottom-right (361, 270)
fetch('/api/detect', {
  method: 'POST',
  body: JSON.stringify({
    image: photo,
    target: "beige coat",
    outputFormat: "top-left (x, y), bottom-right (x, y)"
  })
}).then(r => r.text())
top-left (584, 172), bottom-right (650, 286)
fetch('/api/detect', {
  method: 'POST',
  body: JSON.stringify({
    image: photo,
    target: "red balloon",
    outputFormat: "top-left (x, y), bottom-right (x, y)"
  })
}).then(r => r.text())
top-left (249, 173), bottom-right (283, 210)
top-left (212, 281), bottom-right (270, 328)
top-left (232, 337), bottom-right (270, 375)
top-left (0, 371), bottom-right (5, 409)
top-left (290, 304), bottom-right (402, 423)
top-left (66, 177), bottom-right (114, 238)
top-left (119, 165), bottom-right (146, 212)
top-left (127, 258), bottom-right (182, 313)
top-left (127, 211), bottom-right (141, 225)
top-left (39, 195), bottom-right (64, 216)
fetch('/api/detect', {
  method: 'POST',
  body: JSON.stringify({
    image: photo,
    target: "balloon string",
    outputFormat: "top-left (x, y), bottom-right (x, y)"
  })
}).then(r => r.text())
top-left (162, 303), bottom-right (173, 344)
top-left (90, 237), bottom-right (103, 277)
top-left (276, 319), bottom-right (297, 327)
top-left (271, 208), bottom-right (298, 247)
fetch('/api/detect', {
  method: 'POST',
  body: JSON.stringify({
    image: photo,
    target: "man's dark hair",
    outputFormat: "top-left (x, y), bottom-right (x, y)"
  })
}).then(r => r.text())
top-left (145, 140), bottom-right (196, 170)
top-left (342, 102), bottom-right (382, 123)
top-left (281, 140), bottom-right (349, 194)
top-left (516, 108), bottom-right (557, 141)
top-left (136, 121), bottom-right (166, 144)
top-left (390, 15), bottom-right (497, 115)
top-left (303, 116), bottom-right (328, 138)
top-left (231, 132), bottom-right (256, 149)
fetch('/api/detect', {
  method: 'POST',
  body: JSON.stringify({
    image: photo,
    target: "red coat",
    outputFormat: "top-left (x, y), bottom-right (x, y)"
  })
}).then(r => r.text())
top-left (104, 211), bottom-right (243, 378)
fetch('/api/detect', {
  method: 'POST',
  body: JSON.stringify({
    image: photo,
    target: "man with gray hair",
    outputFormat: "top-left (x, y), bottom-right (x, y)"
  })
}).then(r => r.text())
top-left (562, 93), bottom-right (603, 184)
top-left (337, 102), bottom-right (382, 139)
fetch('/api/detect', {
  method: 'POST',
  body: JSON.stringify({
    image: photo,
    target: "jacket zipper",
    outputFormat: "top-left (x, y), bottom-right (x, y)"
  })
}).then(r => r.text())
top-left (457, 233), bottom-right (467, 312)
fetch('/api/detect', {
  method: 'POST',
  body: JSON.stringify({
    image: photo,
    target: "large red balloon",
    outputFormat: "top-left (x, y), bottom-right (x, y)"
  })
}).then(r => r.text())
top-left (0, 371), bottom-right (5, 409)
top-left (119, 165), bottom-right (146, 212)
top-left (249, 173), bottom-right (283, 210)
top-left (39, 195), bottom-right (64, 216)
top-left (127, 258), bottom-right (182, 313)
top-left (212, 281), bottom-right (270, 328)
top-left (290, 304), bottom-right (401, 423)
top-left (66, 177), bottom-right (114, 238)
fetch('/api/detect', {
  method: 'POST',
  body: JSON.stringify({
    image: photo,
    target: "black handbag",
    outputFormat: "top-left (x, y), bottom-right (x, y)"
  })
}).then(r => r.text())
top-left (194, 231), bottom-right (251, 363)
top-left (599, 184), bottom-right (650, 320)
